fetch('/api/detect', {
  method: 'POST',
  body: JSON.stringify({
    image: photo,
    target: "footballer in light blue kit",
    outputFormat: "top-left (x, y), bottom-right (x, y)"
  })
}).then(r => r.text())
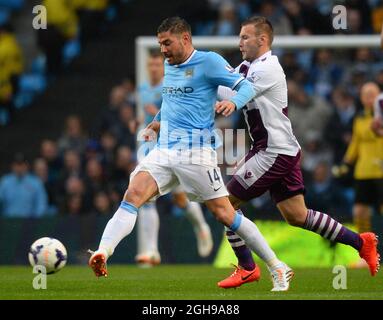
top-left (138, 81), bottom-right (163, 125)
top-left (157, 49), bottom-right (245, 150)
top-left (89, 17), bottom-right (278, 280)
top-left (134, 33), bottom-right (255, 202)
top-left (137, 51), bottom-right (164, 127)
top-left (136, 51), bottom-right (215, 264)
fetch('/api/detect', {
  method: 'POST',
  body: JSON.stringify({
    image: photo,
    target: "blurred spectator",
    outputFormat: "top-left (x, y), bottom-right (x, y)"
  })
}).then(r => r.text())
top-left (342, 82), bottom-right (383, 226)
top-left (61, 175), bottom-right (89, 214)
top-left (0, 24), bottom-right (24, 123)
top-left (94, 85), bottom-right (127, 135)
top-left (300, 131), bottom-right (333, 179)
top-left (346, 67), bottom-right (370, 100)
top-left (33, 157), bottom-right (58, 214)
top-left (324, 86), bottom-right (356, 164)
top-left (259, 1), bottom-right (292, 35)
top-left (99, 130), bottom-right (117, 176)
top-left (92, 190), bottom-right (112, 215)
top-left (107, 183), bottom-right (122, 210)
top-left (84, 139), bottom-right (103, 163)
top-left (58, 149), bottom-right (83, 187)
top-left (177, 0), bottom-right (217, 36)
top-left (305, 161), bottom-right (351, 215)
top-left (345, 0), bottom-right (372, 34)
top-left (57, 115), bottom-right (88, 155)
top-left (308, 49), bottom-right (344, 100)
top-left (73, 0), bottom-right (109, 45)
top-left (282, 0), bottom-right (332, 35)
top-left (0, 153), bottom-right (48, 217)
top-left (84, 158), bottom-right (106, 200)
top-left (111, 103), bottom-right (138, 150)
top-left (280, 51), bottom-right (304, 83)
top-left (211, 2), bottom-right (238, 36)
top-left (345, 8), bottom-right (364, 34)
top-left (65, 193), bottom-right (84, 215)
top-left (236, 0), bottom-right (252, 22)
top-left (111, 145), bottom-right (135, 194)
top-left (137, 50), bottom-right (163, 126)
top-left (40, 139), bottom-right (62, 183)
top-left (371, 1), bottom-right (383, 33)
top-left (288, 80), bottom-right (332, 146)
top-left (341, 82), bottom-right (383, 268)
top-left (120, 77), bottom-right (137, 106)
top-left (37, 0), bottom-right (78, 75)
top-left (350, 48), bottom-right (375, 79)
top-left (65, 175), bottom-right (85, 196)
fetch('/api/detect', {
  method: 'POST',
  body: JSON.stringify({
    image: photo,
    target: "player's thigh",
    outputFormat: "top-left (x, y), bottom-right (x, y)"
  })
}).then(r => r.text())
top-left (130, 148), bottom-right (179, 202)
top-left (227, 150), bottom-right (288, 202)
top-left (269, 151), bottom-right (305, 204)
top-left (125, 171), bottom-right (159, 207)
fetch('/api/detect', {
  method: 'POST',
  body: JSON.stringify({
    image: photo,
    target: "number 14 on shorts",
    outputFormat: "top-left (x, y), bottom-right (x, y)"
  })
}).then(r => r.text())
top-left (207, 168), bottom-right (223, 192)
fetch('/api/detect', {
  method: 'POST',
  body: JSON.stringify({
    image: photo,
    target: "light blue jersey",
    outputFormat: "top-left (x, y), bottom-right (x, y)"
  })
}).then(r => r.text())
top-left (158, 50), bottom-right (245, 149)
top-left (138, 81), bottom-right (163, 125)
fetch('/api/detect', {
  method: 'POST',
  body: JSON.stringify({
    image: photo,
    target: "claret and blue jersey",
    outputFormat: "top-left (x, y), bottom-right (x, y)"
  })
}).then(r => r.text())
top-left (158, 50), bottom-right (245, 149)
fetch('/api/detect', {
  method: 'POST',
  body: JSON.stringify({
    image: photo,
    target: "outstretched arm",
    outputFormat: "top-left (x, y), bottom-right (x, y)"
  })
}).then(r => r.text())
top-left (215, 79), bottom-right (255, 117)
top-left (217, 85), bottom-right (236, 101)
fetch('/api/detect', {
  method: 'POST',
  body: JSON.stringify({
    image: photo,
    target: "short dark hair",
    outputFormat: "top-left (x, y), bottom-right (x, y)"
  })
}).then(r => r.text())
top-left (12, 152), bottom-right (27, 164)
top-left (157, 16), bottom-right (192, 36)
top-left (242, 16), bottom-right (274, 45)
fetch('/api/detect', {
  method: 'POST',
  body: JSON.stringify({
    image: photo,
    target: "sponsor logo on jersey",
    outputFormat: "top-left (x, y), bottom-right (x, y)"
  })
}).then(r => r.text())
top-left (162, 86), bottom-right (194, 95)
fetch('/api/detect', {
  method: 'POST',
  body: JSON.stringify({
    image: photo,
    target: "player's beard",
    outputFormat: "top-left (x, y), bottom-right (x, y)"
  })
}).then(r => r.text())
top-left (166, 51), bottom-right (183, 65)
top-left (243, 46), bottom-right (260, 62)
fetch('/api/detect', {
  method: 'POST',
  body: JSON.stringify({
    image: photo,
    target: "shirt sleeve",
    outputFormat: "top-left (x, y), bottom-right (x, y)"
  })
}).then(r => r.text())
top-left (247, 67), bottom-right (279, 98)
top-left (217, 85), bottom-right (236, 101)
top-left (230, 79), bottom-right (256, 110)
top-left (204, 52), bottom-right (244, 89)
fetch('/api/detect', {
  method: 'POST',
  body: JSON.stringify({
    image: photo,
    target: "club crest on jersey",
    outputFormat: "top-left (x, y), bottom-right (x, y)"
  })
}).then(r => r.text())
top-left (185, 68), bottom-right (194, 78)
top-left (248, 72), bottom-right (260, 83)
top-left (225, 64), bottom-right (235, 73)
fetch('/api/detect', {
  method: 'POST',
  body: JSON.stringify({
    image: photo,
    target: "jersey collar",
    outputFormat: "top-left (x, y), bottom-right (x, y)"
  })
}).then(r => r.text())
top-left (252, 50), bottom-right (272, 64)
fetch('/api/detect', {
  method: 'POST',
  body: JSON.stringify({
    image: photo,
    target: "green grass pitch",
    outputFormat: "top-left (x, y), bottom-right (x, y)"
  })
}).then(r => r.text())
top-left (0, 264), bottom-right (382, 300)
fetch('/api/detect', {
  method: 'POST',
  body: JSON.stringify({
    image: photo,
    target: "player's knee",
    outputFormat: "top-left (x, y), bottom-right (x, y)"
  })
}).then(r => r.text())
top-left (211, 206), bottom-right (232, 226)
top-left (284, 210), bottom-right (306, 227)
top-left (173, 193), bottom-right (188, 208)
top-left (280, 205), bottom-right (306, 227)
top-left (124, 186), bottom-right (145, 206)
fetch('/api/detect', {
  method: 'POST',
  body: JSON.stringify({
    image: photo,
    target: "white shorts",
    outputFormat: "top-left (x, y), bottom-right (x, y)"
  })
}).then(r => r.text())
top-left (130, 147), bottom-right (228, 202)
